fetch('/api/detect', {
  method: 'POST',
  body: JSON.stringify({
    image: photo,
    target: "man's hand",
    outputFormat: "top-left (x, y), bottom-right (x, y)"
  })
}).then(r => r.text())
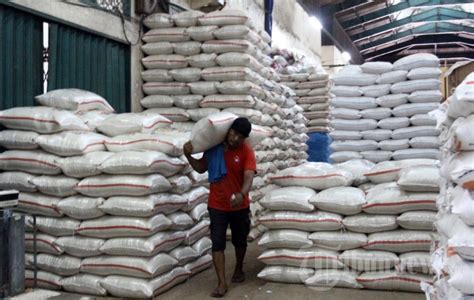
top-left (183, 141), bottom-right (193, 156)
top-left (230, 192), bottom-right (244, 208)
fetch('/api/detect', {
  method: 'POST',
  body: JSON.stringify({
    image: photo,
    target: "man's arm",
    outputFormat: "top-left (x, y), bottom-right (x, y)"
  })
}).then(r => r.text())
top-left (231, 170), bottom-right (254, 208)
top-left (183, 141), bottom-right (208, 174)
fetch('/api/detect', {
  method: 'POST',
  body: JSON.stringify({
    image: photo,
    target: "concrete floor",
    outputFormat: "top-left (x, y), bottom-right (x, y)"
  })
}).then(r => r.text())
top-left (15, 241), bottom-right (426, 300)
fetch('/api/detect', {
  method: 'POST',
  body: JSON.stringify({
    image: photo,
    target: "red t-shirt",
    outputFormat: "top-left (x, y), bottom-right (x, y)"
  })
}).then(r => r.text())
top-left (207, 143), bottom-right (256, 211)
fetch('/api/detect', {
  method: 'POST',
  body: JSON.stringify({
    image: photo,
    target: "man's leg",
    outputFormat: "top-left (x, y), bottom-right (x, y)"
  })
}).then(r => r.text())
top-left (229, 208), bottom-right (250, 283)
top-left (208, 208), bottom-right (229, 297)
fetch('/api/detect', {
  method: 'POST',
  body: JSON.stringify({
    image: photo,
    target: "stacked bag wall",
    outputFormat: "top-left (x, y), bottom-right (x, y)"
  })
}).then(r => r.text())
top-left (329, 54), bottom-right (442, 163)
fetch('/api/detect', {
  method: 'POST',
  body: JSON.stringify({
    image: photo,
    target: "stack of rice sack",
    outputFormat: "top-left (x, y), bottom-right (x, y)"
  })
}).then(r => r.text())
top-left (256, 158), bottom-right (439, 292)
top-left (426, 73), bottom-right (474, 299)
top-left (329, 53), bottom-right (442, 163)
top-left (140, 10), bottom-right (309, 241)
top-left (0, 90), bottom-right (213, 299)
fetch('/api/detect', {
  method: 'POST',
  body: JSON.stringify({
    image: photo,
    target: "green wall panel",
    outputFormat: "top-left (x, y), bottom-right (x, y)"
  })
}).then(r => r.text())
top-left (0, 4), bottom-right (43, 109)
top-left (48, 23), bottom-right (130, 113)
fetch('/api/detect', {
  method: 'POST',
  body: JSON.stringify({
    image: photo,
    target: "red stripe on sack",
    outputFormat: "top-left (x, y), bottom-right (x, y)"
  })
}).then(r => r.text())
top-left (153, 236), bottom-right (184, 250)
top-left (153, 273), bottom-right (190, 295)
top-left (189, 194), bottom-right (208, 204)
top-left (364, 169), bottom-right (401, 177)
top-left (357, 277), bottom-right (422, 284)
top-left (362, 200), bottom-right (435, 209)
top-left (0, 157), bottom-right (58, 168)
top-left (143, 120), bottom-right (173, 129)
top-left (77, 183), bottom-right (150, 189)
top-left (154, 202), bottom-right (185, 208)
top-left (105, 138), bottom-right (174, 147)
top-left (25, 278), bottom-right (61, 288)
top-left (151, 160), bottom-right (186, 167)
top-left (0, 116), bottom-right (59, 124)
top-left (83, 142), bottom-right (105, 151)
top-left (25, 238), bottom-right (61, 252)
top-left (260, 255), bottom-right (337, 261)
top-left (82, 263), bottom-right (151, 275)
top-left (466, 81), bottom-right (474, 85)
top-left (363, 239), bottom-right (431, 247)
top-left (271, 174), bottom-right (346, 180)
top-left (260, 218), bottom-right (340, 224)
top-left (77, 225), bottom-right (150, 232)
top-left (79, 99), bottom-right (107, 106)
top-left (19, 200), bottom-right (60, 213)
top-left (190, 261), bottom-right (212, 272)
top-left (189, 226), bottom-right (209, 237)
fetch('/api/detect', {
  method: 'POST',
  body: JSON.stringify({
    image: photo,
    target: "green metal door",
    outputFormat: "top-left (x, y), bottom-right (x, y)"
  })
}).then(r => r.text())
top-left (0, 4), bottom-right (43, 109)
top-left (48, 22), bottom-right (131, 113)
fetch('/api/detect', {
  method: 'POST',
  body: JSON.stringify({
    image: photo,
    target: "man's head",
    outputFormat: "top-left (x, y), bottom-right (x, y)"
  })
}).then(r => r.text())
top-left (226, 117), bottom-right (251, 149)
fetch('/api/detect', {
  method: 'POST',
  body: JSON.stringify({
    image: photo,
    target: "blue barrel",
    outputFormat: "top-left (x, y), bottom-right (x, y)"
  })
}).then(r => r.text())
top-left (306, 132), bottom-right (332, 163)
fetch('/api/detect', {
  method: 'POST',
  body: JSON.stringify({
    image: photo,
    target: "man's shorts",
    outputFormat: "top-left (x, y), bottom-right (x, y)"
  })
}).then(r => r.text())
top-left (208, 207), bottom-right (250, 252)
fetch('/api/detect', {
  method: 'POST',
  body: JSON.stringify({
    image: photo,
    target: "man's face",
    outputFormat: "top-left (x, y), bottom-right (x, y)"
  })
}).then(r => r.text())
top-left (226, 128), bottom-right (246, 149)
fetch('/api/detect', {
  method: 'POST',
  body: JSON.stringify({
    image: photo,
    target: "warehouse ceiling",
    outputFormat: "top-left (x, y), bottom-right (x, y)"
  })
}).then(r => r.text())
top-left (300, 0), bottom-right (474, 64)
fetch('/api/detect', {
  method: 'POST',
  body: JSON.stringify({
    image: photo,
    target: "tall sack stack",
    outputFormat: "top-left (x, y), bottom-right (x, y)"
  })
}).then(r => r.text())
top-left (329, 54), bottom-right (442, 163)
top-left (256, 158), bottom-right (439, 292)
top-left (140, 10), bottom-right (309, 242)
top-left (427, 73), bottom-right (474, 299)
top-left (0, 89), bottom-right (213, 299)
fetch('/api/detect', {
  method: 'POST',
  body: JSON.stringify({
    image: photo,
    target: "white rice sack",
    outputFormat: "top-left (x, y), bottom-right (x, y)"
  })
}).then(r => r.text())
top-left (105, 132), bottom-right (187, 157)
top-left (391, 126), bottom-right (439, 140)
top-left (360, 62), bottom-right (393, 74)
top-left (35, 254), bottom-right (81, 276)
top-left (397, 165), bottom-right (440, 192)
top-left (97, 113), bottom-right (171, 137)
top-left (35, 131), bottom-right (107, 157)
top-left (25, 233), bottom-right (62, 255)
top-left (0, 150), bottom-right (61, 174)
top-left (0, 130), bottom-right (38, 150)
top-left (172, 95), bottom-right (203, 109)
top-left (339, 249), bottom-right (399, 271)
top-left (143, 13), bottom-right (173, 28)
top-left (361, 130), bottom-right (392, 141)
top-left (364, 185), bottom-right (437, 214)
top-left (184, 254), bottom-right (212, 275)
top-left (200, 94), bottom-right (255, 109)
top-left (407, 67), bottom-right (441, 80)
top-left (213, 25), bottom-right (255, 41)
top-left (143, 82), bottom-right (190, 95)
top-left (198, 10), bottom-right (248, 26)
top-left (330, 86), bottom-right (362, 97)
top-left (408, 90), bottom-right (443, 103)
top-left (364, 159), bottom-right (437, 183)
top-left (332, 72), bottom-right (378, 86)
top-left (57, 151), bottom-right (111, 178)
top-left (336, 159), bottom-right (374, 185)
top-left (217, 81), bottom-right (265, 98)
top-left (409, 136), bottom-right (439, 149)
top-left (140, 95), bottom-right (174, 109)
top-left (377, 117), bottom-right (410, 130)
top-left (378, 139), bottom-right (409, 151)
top-left (82, 254), bottom-right (178, 278)
top-left (392, 148), bottom-right (439, 160)
top-left (35, 89), bottom-right (114, 113)
top-left (0, 171), bottom-right (37, 192)
top-left (445, 255), bottom-right (474, 294)
top-left (56, 195), bottom-right (104, 220)
top-left (376, 70), bottom-right (408, 84)
top-left (188, 81), bottom-right (218, 95)
top-left (447, 72), bottom-right (474, 118)
top-left (192, 237), bottom-right (212, 256)
top-left (77, 215), bottom-right (172, 238)
top-left (409, 114), bottom-right (437, 126)
top-left (357, 271), bottom-right (432, 292)
top-left (258, 211), bottom-right (342, 232)
top-left (61, 274), bottom-right (107, 296)
top-left (142, 27), bottom-right (189, 43)
top-left (450, 186), bottom-right (474, 226)
top-left (100, 193), bottom-right (186, 217)
top-left (396, 211), bottom-right (435, 230)
top-left (331, 119), bottom-right (377, 131)
top-left (361, 151), bottom-right (393, 163)
top-left (189, 112), bottom-right (236, 153)
top-left (360, 108), bottom-right (391, 120)
top-left (398, 252), bottom-right (432, 274)
top-left (361, 84), bottom-right (391, 97)
top-left (173, 41), bottom-right (203, 56)
top-left (168, 212), bottom-right (194, 231)
top-left (258, 229), bottom-right (313, 249)
top-left (331, 140), bottom-right (378, 152)
top-left (172, 10), bottom-right (204, 27)
top-left (364, 230), bottom-right (436, 253)
top-left (330, 151), bottom-right (363, 163)
top-left (17, 192), bottom-right (62, 217)
top-left (169, 67), bottom-right (202, 82)
top-left (215, 52), bottom-right (261, 70)
top-left (100, 231), bottom-right (185, 257)
top-left (31, 216), bottom-right (80, 237)
top-left (305, 269), bottom-right (362, 289)
top-left (308, 231), bottom-right (368, 251)
top-left (445, 151), bottom-right (474, 188)
top-left (342, 214), bottom-right (398, 234)
top-left (187, 53), bottom-right (217, 69)
top-left (75, 174), bottom-right (171, 197)
top-left (187, 26), bottom-right (218, 42)
top-left (31, 176), bottom-right (78, 197)
top-left (184, 219), bottom-right (210, 245)
top-left (141, 54), bottom-right (188, 69)
top-left (188, 108), bottom-right (219, 122)
top-left (260, 186), bottom-right (315, 212)
top-left (392, 102), bottom-right (439, 118)
top-left (189, 203), bottom-right (208, 222)
top-left (376, 94), bottom-right (408, 108)
top-left (329, 130), bottom-right (362, 141)
top-left (169, 246), bottom-right (199, 266)
top-left (141, 69), bottom-right (173, 82)
top-left (331, 97), bottom-right (377, 110)
top-left (258, 266), bottom-right (313, 284)
top-left (202, 66), bottom-right (259, 83)
top-left (310, 187), bottom-right (366, 215)
top-left (393, 53), bottom-right (440, 71)
top-left (258, 248), bottom-right (344, 269)
top-left (270, 162), bottom-right (353, 190)
top-left (390, 79), bottom-right (440, 94)
top-left (141, 42), bottom-right (173, 56)
top-left (76, 111), bottom-right (112, 132)
top-left (0, 106), bottom-right (89, 133)
top-left (202, 39), bottom-right (254, 54)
